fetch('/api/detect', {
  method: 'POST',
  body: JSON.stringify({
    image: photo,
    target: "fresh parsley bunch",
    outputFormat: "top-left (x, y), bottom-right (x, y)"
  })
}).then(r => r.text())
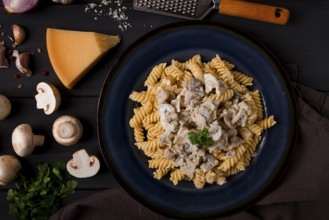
top-left (7, 161), bottom-right (77, 220)
top-left (188, 128), bottom-right (213, 148)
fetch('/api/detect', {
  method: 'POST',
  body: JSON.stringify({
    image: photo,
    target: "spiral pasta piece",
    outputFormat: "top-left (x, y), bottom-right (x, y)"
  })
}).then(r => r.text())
top-left (147, 122), bottom-right (164, 138)
top-left (129, 102), bottom-right (153, 128)
top-left (186, 62), bottom-right (204, 83)
top-left (154, 168), bottom-right (171, 180)
top-left (135, 139), bottom-right (162, 152)
top-left (165, 65), bottom-right (185, 79)
top-left (223, 60), bottom-right (235, 70)
top-left (171, 59), bottom-right (186, 70)
top-left (133, 125), bottom-right (144, 143)
top-left (247, 123), bottom-right (263, 136)
top-left (149, 158), bottom-right (174, 169)
top-left (179, 71), bottom-right (193, 85)
top-left (232, 71), bottom-right (253, 86)
top-left (142, 111), bottom-right (160, 126)
top-left (129, 91), bottom-right (154, 103)
top-left (218, 145), bottom-right (246, 172)
top-left (188, 54), bottom-right (203, 67)
top-left (203, 63), bottom-right (219, 78)
top-left (210, 55), bottom-right (234, 83)
top-left (205, 170), bottom-right (217, 184)
top-left (226, 80), bottom-right (247, 93)
top-left (204, 89), bottom-right (234, 102)
top-left (259, 115), bottom-right (276, 130)
top-left (193, 168), bottom-right (206, 189)
top-left (170, 169), bottom-right (185, 185)
top-left (250, 90), bottom-right (264, 121)
top-left (145, 63), bottom-right (166, 88)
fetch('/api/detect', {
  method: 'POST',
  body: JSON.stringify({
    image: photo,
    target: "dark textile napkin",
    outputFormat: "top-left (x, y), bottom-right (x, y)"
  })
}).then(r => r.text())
top-left (50, 65), bottom-right (329, 220)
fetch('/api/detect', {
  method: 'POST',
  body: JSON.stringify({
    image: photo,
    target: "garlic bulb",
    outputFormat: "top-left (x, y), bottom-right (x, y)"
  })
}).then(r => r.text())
top-left (52, 0), bottom-right (75, 4)
top-left (3, 0), bottom-right (39, 13)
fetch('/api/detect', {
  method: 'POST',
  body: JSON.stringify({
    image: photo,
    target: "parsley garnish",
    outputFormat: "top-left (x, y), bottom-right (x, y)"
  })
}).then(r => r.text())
top-left (6, 161), bottom-right (77, 220)
top-left (188, 128), bottom-right (213, 148)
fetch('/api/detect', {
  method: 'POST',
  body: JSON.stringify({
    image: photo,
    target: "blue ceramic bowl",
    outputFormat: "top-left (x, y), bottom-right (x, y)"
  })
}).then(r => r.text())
top-left (98, 21), bottom-right (297, 218)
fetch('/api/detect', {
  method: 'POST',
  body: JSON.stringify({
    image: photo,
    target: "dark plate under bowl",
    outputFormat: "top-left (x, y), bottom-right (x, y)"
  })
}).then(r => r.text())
top-left (98, 21), bottom-right (297, 219)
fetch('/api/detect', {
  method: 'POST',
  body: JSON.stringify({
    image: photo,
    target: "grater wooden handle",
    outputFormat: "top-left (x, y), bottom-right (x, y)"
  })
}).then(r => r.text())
top-left (219, 0), bottom-right (290, 25)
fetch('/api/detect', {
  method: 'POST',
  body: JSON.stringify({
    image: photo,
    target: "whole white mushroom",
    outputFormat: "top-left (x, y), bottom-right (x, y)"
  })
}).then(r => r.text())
top-left (0, 155), bottom-right (21, 185)
top-left (0, 94), bottom-right (11, 120)
top-left (52, 115), bottom-right (83, 146)
top-left (12, 124), bottom-right (45, 157)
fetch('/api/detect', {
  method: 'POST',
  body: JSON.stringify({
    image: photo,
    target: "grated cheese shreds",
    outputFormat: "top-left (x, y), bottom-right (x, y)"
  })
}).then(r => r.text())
top-left (84, 0), bottom-right (131, 32)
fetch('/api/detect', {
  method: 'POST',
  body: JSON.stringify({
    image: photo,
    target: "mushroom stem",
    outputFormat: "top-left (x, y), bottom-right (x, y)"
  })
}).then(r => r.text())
top-left (52, 115), bottom-right (83, 146)
top-left (58, 122), bottom-right (77, 138)
top-left (33, 135), bottom-right (45, 146)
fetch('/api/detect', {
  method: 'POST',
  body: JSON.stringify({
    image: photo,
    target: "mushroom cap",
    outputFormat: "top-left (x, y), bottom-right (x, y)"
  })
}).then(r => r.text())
top-left (0, 94), bottom-right (11, 120)
top-left (66, 149), bottom-right (100, 178)
top-left (52, 115), bottom-right (83, 146)
top-left (0, 155), bottom-right (22, 185)
top-left (12, 123), bottom-right (44, 157)
top-left (35, 82), bottom-right (61, 115)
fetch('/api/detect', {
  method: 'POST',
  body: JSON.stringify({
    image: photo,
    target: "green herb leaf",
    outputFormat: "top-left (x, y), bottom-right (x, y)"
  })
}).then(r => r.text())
top-left (188, 128), bottom-right (213, 148)
top-left (7, 162), bottom-right (77, 220)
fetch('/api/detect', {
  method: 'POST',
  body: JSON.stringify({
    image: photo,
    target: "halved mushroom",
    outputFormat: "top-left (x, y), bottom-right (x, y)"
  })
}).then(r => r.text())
top-left (0, 155), bottom-right (22, 185)
top-left (52, 115), bottom-right (83, 146)
top-left (0, 94), bottom-right (11, 120)
top-left (66, 149), bottom-right (100, 178)
top-left (12, 123), bottom-right (45, 157)
top-left (35, 82), bottom-right (61, 115)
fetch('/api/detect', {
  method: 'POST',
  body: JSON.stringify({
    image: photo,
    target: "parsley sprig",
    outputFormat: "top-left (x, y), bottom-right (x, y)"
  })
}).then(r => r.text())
top-left (7, 161), bottom-right (77, 220)
top-left (188, 128), bottom-right (213, 148)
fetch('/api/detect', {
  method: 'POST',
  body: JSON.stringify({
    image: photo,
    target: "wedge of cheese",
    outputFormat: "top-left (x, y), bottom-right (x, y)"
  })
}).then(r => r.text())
top-left (46, 28), bottom-right (120, 89)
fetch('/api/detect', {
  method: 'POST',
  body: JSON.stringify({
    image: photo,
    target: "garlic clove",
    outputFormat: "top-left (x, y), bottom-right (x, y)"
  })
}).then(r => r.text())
top-left (12, 50), bottom-right (32, 76)
top-left (3, 0), bottom-right (40, 14)
top-left (12, 25), bottom-right (26, 46)
top-left (0, 46), bottom-right (9, 68)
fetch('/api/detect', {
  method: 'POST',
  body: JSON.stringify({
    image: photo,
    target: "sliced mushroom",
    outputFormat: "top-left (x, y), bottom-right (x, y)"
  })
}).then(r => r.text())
top-left (66, 149), bottom-right (100, 178)
top-left (52, 115), bottom-right (83, 146)
top-left (12, 124), bottom-right (45, 157)
top-left (204, 73), bottom-right (220, 95)
top-left (209, 122), bottom-right (222, 141)
top-left (231, 101), bottom-right (250, 126)
top-left (0, 155), bottom-right (21, 185)
top-left (35, 82), bottom-right (61, 115)
top-left (0, 94), bottom-right (11, 120)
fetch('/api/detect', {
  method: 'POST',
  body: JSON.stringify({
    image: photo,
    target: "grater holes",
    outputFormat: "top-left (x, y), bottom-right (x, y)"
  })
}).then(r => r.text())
top-left (135, 0), bottom-right (200, 17)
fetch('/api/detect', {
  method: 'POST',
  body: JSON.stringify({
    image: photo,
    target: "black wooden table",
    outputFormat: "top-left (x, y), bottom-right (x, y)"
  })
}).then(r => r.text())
top-left (1, 0), bottom-right (329, 219)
